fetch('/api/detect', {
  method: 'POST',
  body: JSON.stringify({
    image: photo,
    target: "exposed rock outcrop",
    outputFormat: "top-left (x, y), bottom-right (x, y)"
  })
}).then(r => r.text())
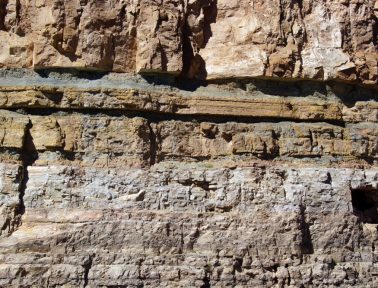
top-left (0, 0), bottom-right (376, 83)
top-left (0, 0), bottom-right (377, 287)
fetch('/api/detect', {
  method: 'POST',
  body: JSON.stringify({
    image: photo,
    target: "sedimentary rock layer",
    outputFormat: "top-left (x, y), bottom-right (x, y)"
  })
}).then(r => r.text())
top-left (0, 109), bottom-right (377, 168)
top-left (0, 69), bottom-right (377, 286)
top-left (0, 0), bottom-right (377, 287)
top-left (0, 70), bottom-right (377, 122)
top-left (1, 162), bottom-right (378, 287)
top-left (0, 1), bottom-right (377, 83)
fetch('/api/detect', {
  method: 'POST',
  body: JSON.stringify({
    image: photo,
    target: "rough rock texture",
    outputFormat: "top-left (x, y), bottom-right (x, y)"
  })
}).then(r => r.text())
top-left (1, 165), bottom-right (376, 287)
top-left (0, 73), bottom-right (376, 287)
top-left (0, 1), bottom-right (377, 287)
top-left (0, 0), bottom-right (377, 83)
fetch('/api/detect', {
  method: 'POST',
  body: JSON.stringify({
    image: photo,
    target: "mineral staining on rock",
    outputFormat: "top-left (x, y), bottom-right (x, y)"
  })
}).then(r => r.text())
top-left (0, 0), bottom-right (378, 287)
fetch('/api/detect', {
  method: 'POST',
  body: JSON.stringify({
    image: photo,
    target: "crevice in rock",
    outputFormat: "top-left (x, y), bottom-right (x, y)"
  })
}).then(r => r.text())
top-left (41, 90), bottom-right (64, 104)
top-left (179, 179), bottom-right (210, 191)
top-left (32, 68), bottom-right (108, 80)
top-left (299, 204), bottom-right (314, 255)
top-left (233, 257), bottom-right (243, 273)
top-left (15, 0), bottom-right (20, 27)
top-left (373, 11), bottom-right (377, 48)
top-left (293, 0), bottom-right (307, 78)
top-left (179, 222), bottom-right (184, 254)
top-left (118, 4), bottom-right (127, 30)
top-left (181, 15), bottom-right (194, 78)
top-left (1, 107), bottom-right (347, 128)
top-left (147, 121), bottom-right (158, 165)
top-left (351, 187), bottom-right (378, 224)
top-left (82, 254), bottom-right (94, 288)
top-left (201, 0), bottom-right (217, 49)
top-left (200, 275), bottom-right (211, 288)
top-left (160, 43), bottom-right (168, 72)
top-left (278, 0), bottom-right (286, 45)
top-left (7, 119), bottom-right (38, 236)
top-left (0, 0), bottom-right (7, 31)
top-left (180, 0), bottom-right (217, 81)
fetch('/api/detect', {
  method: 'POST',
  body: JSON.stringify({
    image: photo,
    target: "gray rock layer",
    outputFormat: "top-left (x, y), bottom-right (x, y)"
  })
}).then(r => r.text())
top-left (1, 163), bottom-right (378, 287)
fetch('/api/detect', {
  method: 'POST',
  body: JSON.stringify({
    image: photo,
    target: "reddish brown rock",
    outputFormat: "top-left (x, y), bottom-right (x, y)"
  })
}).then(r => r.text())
top-left (0, 0), bottom-right (376, 83)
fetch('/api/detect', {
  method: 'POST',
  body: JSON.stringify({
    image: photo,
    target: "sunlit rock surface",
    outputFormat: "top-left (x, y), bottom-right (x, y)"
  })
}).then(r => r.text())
top-left (0, 0), bottom-right (377, 287)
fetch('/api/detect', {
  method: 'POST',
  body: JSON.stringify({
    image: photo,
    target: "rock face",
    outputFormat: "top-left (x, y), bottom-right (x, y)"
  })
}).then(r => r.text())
top-left (0, 0), bottom-right (377, 83)
top-left (0, 1), bottom-right (377, 288)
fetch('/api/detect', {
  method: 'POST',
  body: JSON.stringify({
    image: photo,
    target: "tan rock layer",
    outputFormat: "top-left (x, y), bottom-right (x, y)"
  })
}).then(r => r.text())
top-left (0, 110), bottom-right (376, 168)
top-left (0, 84), bottom-right (377, 123)
top-left (0, 0), bottom-right (376, 84)
top-left (156, 120), bottom-right (378, 163)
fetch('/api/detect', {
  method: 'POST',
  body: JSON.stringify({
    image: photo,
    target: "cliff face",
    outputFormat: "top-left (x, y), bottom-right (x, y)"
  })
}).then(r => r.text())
top-left (0, 0), bottom-right (377, 83)
top-left (0, 1), bottom-right (377, 287)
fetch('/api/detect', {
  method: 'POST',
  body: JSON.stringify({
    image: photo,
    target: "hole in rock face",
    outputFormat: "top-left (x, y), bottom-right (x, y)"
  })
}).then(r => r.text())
top-left (351, 188), bottom-right (378, 224)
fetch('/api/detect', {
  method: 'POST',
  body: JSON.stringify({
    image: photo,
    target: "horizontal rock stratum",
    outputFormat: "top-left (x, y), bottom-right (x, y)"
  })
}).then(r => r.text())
top-left (0, 0), bottom-right (377, 84)
top-left (0, 0), bottom-right (377, 287)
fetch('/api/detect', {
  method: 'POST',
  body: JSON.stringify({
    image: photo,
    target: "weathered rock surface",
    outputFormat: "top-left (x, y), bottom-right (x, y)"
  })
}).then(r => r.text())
top-left (1, 163), bottom-right (378, 287)
top-left (0, 110), bottom-right (377, 168)
top-left (0, 0), bottom-right (376, 83)
top-left (0, 79), bottom-right (377, 286)
top-left (198, 0), bottom-right (377, 84)
top-left (0, 0), bottom-right (377, 287)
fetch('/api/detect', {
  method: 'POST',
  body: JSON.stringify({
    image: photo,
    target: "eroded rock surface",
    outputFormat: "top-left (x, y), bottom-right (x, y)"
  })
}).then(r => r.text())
top-left (0, 0), bottom-right (377, 83)
top-left (0, 72), bottom-right (376, 286)
top-left (0, 0), bottom-right (377, 287)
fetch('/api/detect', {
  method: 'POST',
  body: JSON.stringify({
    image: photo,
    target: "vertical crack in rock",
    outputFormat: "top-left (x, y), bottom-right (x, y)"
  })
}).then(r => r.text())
top-left (0, 0), bottom-right (7, 31)
top-left (373, 13), bottom-right (378, 47)
top-left (8, 119), bottom-right (37, 235)
top-left (202, 1), bottom-right (217, 49)
top-left (293, 0), bottom-right (307, 78)
top-left (278, 0), bottom-right (286, 46)
top-left (181, 13), bottom-right (194, 78)
top-left (148, 121), bottom-right (158, 166)
top-left (82, 254), bottom-right (94, 288)
top-left (15, 0), bottom-right (20, 27)
top-left (299, 204), bottom-right (314, 255)
top-left (181, 0), bottom-right (217, 80)
top-left (201, 275), bottom-right (211, 288)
